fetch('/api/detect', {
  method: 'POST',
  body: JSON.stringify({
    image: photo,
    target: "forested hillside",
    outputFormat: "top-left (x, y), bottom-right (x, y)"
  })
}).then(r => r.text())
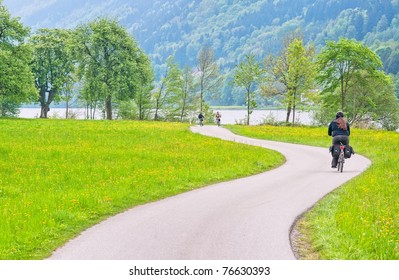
top-left (4, 0), bottom-right (399, 74)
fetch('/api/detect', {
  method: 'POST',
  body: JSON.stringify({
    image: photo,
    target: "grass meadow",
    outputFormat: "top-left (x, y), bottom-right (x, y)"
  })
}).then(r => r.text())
top-left (0, 119), bottom-right (284, 260)
top-left (228, 125), bottom-right (399, 259)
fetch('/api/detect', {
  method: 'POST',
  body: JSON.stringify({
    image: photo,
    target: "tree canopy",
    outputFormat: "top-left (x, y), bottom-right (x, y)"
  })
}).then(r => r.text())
top-left (263, 34), bottom-right (316, 124)
top-left (74, 18), bottom-right (153, 120)
top-left (30, 28), bottom-right (75, 118)
top-left (315, 38), bottom-right (399, 130)
top-left (0, 3), bottom-right (35, 116)
top-left (234, 54), bottom-right (263, 125)
top-left (316, 38), bottom-right (383, 112)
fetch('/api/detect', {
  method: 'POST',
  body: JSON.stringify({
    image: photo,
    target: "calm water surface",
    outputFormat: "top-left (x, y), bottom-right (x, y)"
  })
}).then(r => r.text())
top-left (18, 108), bottom-right (313, 125)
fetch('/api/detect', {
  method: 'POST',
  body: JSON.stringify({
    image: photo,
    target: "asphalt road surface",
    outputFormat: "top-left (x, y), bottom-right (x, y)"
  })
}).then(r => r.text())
top-left (49, 126), bottom-right (370, 260)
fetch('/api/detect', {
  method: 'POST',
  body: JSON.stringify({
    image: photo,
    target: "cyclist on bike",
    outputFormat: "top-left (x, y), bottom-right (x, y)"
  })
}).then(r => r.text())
top-left (328, 111), bottom-right (350, 168)
top-left (198, 112), bottom-right (204, 126)
top-left (215, 111), bottom-right (221, 126)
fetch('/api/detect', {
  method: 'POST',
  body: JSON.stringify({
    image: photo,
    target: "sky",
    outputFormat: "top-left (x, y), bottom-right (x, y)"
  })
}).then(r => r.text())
top-left (3, 0), bottom-right (57, 17)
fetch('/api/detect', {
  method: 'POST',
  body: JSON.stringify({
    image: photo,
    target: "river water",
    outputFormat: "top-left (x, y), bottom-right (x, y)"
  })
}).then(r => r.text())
top-left (212, 109), bottom-right (313, 125)
top-left (15, 107), bottom-right (399, 132)
top-left (18, 108), bottom-right (313, 125)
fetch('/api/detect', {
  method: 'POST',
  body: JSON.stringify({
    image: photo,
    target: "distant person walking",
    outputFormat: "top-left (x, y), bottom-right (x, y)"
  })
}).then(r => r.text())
top-left (215, 111), bottom-right (222, 126)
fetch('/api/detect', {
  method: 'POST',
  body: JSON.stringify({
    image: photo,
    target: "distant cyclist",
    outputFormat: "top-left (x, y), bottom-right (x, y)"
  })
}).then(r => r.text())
top-left (198, 112), bottom-right (204, 126)
top-left (215, 111), bottom-right (221, 126)
top-left (328, 111), bottom-right (350, 168)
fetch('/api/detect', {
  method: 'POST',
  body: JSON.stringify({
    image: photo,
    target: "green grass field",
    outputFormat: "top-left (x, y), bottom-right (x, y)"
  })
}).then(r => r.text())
top-left (228, 125), bottom-right (399, 259)
top-left (0, 119), bottom-right (284, 260)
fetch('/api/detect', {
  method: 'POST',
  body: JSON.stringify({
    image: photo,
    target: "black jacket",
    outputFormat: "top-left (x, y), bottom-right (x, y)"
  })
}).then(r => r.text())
top-left (328, 119), bottom-right (350, 137)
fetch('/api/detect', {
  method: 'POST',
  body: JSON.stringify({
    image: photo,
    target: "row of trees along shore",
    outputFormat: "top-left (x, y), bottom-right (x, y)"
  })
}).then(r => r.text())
top-left (1, 3), bottom-right (399, 130)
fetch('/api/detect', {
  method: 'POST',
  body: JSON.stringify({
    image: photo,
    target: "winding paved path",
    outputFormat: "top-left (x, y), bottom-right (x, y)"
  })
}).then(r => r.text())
top-left (49, 126), bottom-right (370, 260)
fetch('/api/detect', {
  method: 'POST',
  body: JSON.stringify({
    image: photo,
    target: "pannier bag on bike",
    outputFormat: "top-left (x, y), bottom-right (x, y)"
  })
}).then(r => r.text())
top-left (330, 145), bottom-right (340, 157)
top-left (344, 145), bottom-right (354, 158)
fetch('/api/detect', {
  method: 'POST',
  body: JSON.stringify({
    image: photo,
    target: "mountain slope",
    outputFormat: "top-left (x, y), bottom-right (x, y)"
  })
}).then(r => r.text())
top-left (3, 0), bottom-right (399, 74)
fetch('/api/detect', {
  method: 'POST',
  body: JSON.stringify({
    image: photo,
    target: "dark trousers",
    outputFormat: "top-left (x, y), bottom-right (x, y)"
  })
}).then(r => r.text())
top-left (331, 135), bottom-right (349, 167)
top-left (332, 135), bottom-right (349, 145)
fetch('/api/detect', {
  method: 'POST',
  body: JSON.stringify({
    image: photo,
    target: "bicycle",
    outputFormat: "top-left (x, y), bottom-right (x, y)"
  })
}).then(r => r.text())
top-left (336, 144), bottom-right (346, 173)
top-left (215, 112), bottom-right (221, 127)
top-left (198, 113), bottom-right (205, 126)
top-left (216, 118), bottom-right (221, 127)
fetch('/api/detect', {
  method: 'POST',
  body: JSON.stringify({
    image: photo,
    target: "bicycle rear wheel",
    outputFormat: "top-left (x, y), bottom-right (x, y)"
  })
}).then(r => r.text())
top-left (337, 160), bottom-right (344, 172)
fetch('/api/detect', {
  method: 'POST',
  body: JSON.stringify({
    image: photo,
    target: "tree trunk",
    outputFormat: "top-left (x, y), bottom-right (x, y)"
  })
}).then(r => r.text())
top-left (40, 103), bottom-right (49, 118)
top-left (200, 73), bottom-right (205, 113)
top-left (39, 88), bottom-right (47, 118)
top-left (180, 97), bottom-right (187, 122)
top-left (200, 90), bottom-right (204, 114)
top-left (92, 103), bottom-right (97, 120)
top-left (292, 105), bottom-right (296, 126)
top-left (292, 90), bottom-right (297, 126)
top-left (39, 89), bottom-right (56, 118)
top-left (341, 77), bottom-right (345, 112)
top-left (105, 95), bottom-right (112, 120)
top-left (65, 97), bottom-right (69, 119)
top-left (154, 98), bottom-right (160, 121)
top-left (285, 103), bottom-right (292, 123)
top-left (247, 89), bottom-right (251, 125)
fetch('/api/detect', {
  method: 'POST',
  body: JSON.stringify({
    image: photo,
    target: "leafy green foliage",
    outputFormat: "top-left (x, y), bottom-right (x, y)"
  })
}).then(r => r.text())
top-left (285, 38), bottom-right (316, 125)
top-left (197, 46), bottom-right (222, 112)
top-left (316, 38), bottom-right (383, 111)
top-left (73, 18), bottom-right (154, 120)
top-left (155, 56), bottom-right (198, 122)
top-left (234, 54), bottom-right (263, 125)
top-left (0, 95), bottom-right (19, 117)
top-left (346, 70), bottom-right (399, 130)
top-left (153, 55), bottom-right (186, 121)
top-left (315, 38), bottom-right (398, 130)
top-left (263, 35), bottom-right (316, 124)
top-left (0, 3), bottom-right (36, 115)
top-left (30, 28), bottom-right (75, 118)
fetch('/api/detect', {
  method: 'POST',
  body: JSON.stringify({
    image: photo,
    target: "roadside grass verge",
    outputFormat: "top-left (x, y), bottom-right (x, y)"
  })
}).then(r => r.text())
top-left (0, 119), bottom-right (284, 260)
top-left (228, 125), bottom-right (399, 260)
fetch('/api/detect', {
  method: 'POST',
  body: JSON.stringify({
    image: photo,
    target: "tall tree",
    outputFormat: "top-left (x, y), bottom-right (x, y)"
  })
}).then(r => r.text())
top-left (263, 33), bottom-right (315, 123)
top-left (163, 57), bottom-right (199, 122)
top-left (136, 86), bottom-right (153, 120)
top-left (79, 75), bottom-right (102, 120)
top-left (234, 54), bottom-right (263, 125)
top-left (153, 55), bottom-right (180, 121)
top-left (0, 2), bottom-right (36, 116)
top-left (341, 70), bottom-right (398, 130)
top-left (153, 73), bottom-right (167, 121)
top-left (316, 38), bottom-right (382, 112)
top-left (197, 45), bottom-right (221, 113)
top-left (178, 65), bottom-right (197, 122)
top-left (153, 57), bottom-right (198, 122)
top-left (74, 18), bottom-right (153, 120)
top-left (30, 28), bottom-right (75, 118)
top-left (63, 75), bottom-right (76, 119)
top-left (286, 38), bottom-right (316, 125)
top-left (162, 55), bottom-right (184, 121)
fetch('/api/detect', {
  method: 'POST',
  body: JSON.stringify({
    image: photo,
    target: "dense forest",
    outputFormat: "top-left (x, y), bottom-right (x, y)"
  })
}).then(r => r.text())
top-left (4, 0), bottom-right (399, 73)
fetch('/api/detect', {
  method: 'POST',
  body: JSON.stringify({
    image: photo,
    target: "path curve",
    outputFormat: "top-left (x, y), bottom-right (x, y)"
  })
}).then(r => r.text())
top-left (49, 126), bottom-right (370, 260)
